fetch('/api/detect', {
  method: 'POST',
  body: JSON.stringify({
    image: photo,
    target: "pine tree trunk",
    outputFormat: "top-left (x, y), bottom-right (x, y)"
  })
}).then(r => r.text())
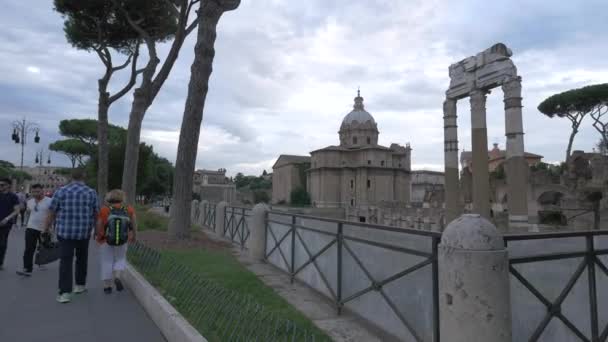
top-left (97, 94), bottom-right (110, 201)
top-left (121, 89), bottom-right (149, 204)
top-left (167, 1), bottom-right (238, 239)
top-left (566, 127), bottom-right (577, 162)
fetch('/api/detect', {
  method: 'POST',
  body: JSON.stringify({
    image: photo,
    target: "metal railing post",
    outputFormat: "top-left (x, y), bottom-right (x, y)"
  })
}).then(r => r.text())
top-left (337, 221), bottom-right (343, 315)
top-left (432, 235), bottom-right (440, 342)
top-left (263, 211), bottom-right (268, 261)
top-left (587, 235), bottom-right (599, 341)
top-left (242, 207), bottom-right (246, 245)
top-left (291, 214), bottom-right (296, 283)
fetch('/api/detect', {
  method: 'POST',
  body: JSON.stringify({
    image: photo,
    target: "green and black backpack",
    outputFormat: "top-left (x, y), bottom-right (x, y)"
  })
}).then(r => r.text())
top-left (105, 206), bottom-right (131, 246)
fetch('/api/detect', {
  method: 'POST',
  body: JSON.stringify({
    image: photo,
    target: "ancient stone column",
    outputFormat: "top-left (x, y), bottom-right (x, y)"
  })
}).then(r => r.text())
top-left (443, 98), bottom-right (461, 225)
top-left (502, 77), bottom-right (528, 226)
top-left (469, 90), bottom-right (491, 219)
top-left (439, 214), bottom-right (512, 342)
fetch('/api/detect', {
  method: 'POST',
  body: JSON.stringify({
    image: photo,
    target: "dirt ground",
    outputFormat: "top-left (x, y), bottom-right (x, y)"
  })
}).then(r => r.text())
top-left (137, 230), bottom-right (232, 251)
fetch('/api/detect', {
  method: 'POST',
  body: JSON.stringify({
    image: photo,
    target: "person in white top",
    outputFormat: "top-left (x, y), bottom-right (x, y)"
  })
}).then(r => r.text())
top-left (17, 184), bottom-right (52, 276)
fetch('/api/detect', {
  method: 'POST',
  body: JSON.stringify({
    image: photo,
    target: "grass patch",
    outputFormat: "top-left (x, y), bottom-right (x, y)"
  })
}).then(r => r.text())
top-left (135, 205), bottom-right (169, 231)
top-left (162, 248), bottom-right (325, 336)
top-left (131, 207), bottom-right (329, 340)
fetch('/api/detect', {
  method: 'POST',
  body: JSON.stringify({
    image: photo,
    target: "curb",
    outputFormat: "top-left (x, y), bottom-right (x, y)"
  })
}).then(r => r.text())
top-left (123, 263), bottom-right (207, 342)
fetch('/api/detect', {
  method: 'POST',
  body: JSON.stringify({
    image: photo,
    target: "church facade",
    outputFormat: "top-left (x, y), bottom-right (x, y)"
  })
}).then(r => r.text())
top-left (307, 91), bottom-right (412, 221)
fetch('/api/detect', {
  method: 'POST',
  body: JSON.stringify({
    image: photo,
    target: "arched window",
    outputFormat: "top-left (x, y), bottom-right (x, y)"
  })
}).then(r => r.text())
top-left (353, 137), bottom-right (358, 144)
top-left (380, 160), bottom-right (385, 166)
top-left (350, 179), bottom-right (354, 189)
top-left (367, 179), bottom-right (371, 188)
top-left (367, 160), bottom-right (371, 165)
top-left (366, 137), bottom-right (371, 144)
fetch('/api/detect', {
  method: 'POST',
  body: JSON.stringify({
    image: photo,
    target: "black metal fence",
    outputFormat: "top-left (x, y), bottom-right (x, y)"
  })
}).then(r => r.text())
top-left (127, 242), bottom-right (329, 342)
top-left (223, 206), bottom-right (251, 248)
top-left (505, 230), bottom-right (608, 342)
top-left (203, 202), bottom-right (216, 231)
top-left (264, 211), bottom-right (441, 342)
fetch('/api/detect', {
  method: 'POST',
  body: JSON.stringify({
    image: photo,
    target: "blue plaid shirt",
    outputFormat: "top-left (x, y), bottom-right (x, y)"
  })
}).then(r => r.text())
top-left (50, 182), bottom-right (99, 240)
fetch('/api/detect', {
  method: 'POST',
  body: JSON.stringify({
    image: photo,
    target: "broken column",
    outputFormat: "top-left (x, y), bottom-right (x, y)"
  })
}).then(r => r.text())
top-left (470, 90), bottom-right (491, 219)
top-left (443, 98), bottom-right (461, 225)
top-left (502, 76), bottom-right (528, 227)
top-left (439, 214), bottom-right (512, 342)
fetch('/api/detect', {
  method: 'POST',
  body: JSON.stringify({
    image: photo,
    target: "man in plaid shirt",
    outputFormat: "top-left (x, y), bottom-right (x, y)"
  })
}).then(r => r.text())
top-left (46, 169), bottom-right (98, 303)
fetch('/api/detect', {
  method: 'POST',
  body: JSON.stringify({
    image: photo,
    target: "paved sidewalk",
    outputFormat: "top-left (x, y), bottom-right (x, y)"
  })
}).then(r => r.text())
top-left (0, 226), bottom-right (165, 342)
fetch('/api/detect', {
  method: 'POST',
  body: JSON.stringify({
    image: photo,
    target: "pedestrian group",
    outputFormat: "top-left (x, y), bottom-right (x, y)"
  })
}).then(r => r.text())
top-left (0, 168), bottom-right (137, 303)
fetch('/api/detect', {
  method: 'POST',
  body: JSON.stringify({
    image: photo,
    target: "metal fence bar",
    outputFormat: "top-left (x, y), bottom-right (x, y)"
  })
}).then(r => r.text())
top-left (336, 222), bottom-right (343, 315)
top-left (432, 236), bottom-right (440, 342)
top-left (506, 230), bottom-right (606, 342)
top-left (587, 235), bottom-right (599, 341)
top-left (291, 214), bottom-right (296, 283)
top-left (265, 211), bottom-right (440, 341)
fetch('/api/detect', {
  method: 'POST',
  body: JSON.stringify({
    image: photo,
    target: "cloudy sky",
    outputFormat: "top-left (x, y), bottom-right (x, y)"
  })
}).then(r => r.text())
top-left (1, 1), bottom-right (607, 176)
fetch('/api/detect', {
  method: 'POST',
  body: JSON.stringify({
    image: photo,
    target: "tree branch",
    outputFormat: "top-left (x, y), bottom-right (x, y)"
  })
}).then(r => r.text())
top-left (186, 0), bottom-right (200, 18)
top-left (95, 48), bottom-right (111, 69)
top-left (185, 16), bottom-right (199, 36)
top-left (111, 0), bottom-right (155, 51)
top-left (162, 0), bottom-right (181, 18)
top-left (109, 43), bottom-right (142, 104)
top-left (111, 53), bottom-right (133, 72)
top-left (150, 0), bottom-right (192, 98)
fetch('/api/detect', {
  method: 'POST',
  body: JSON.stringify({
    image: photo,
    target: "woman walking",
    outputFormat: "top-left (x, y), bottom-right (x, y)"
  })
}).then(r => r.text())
top-left (96, 189), bottom-right (136, 294)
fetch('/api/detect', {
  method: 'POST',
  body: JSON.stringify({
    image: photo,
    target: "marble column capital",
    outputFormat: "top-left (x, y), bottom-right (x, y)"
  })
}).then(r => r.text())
top-left (469, 89), bottom-right (487, 113)
top-left (443, 98), bottom-right (457, 117)
top-left (502, 76), bottom-right (522, 98)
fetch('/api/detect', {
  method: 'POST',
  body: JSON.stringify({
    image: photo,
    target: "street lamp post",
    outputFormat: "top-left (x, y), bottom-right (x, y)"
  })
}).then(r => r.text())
top-left (35, 149), bottom-right (52, 167)
top-left (11, 118), bottom-right (40, 171)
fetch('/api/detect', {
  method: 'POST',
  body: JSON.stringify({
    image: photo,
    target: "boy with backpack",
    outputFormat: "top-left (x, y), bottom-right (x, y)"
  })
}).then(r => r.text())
top-left (95, 189), bottom-right (136, 294)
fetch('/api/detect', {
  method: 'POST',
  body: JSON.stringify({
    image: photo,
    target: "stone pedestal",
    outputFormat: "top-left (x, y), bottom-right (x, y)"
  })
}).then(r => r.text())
top-left (470, 90), bottom-right (491, 219)
top-left (439, 214), bottom-right (512, 342)
top-left (249, 203), bottom-right (269, 261)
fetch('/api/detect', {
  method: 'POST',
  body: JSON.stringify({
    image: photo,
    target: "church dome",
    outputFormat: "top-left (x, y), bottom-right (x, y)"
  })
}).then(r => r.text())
top-left (340, 90), bottom-right (377, 131)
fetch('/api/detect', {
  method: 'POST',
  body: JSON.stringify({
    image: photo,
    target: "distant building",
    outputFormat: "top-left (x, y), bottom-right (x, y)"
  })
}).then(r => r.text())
top-left (193, 168), bottom-right (236, 203)
top-left (21, 166), bottom-right (68, 194)
top-left (306, 91), bottom-right (412, 222)
top-left (461, 143), bottom-right (543, 172)
top-left (410, 170), bottom-right (445, 205)
top-left (272, 155), bottom-right (311, 204)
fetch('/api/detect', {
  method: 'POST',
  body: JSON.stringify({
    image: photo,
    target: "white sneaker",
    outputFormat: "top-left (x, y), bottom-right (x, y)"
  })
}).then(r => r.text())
top-left (56, 293), bottom-right (71, 303)
top-left (73, 285), bottom-right (87, 294)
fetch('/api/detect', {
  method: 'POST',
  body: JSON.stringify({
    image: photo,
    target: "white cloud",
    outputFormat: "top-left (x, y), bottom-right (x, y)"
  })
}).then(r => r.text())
top-left (1, 0), bottom-right (607, 179)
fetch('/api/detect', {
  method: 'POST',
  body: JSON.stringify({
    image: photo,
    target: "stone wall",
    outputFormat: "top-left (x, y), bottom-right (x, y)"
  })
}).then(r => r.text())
top-left (199, 184), bottom-right (236, 204)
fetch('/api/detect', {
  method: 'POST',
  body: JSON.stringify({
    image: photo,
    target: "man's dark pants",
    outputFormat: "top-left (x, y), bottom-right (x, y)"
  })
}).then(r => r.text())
top-left (0, 223), bottom-right (13, 266)
top-left (58, 237), bottom-right (89, 294)
top-left (0, 225), bottom-right (11, 266)
top-left (23, 228), bottom-right (41, 272)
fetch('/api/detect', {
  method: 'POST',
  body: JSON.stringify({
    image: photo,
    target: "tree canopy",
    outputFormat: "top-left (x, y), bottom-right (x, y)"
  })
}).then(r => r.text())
top-left (52, 118), bottom-right (174, 197)
top-left (54, 0), bottom-right (177, 54)
top-left (290, 186), bottom-right (311, 206)
top-left (0, 160), bottom-right (32, 181)
top-left (538, 84), bottom-right (608, 117)
top-left (49, 139), bottom-right (90, 168)
top-left (58, 119), bottom-right (125, 150)
top-left (538, 83), bottom-right (608, 161)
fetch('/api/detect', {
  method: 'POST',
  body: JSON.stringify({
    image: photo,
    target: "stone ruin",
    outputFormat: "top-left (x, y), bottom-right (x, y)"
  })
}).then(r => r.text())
top-left (444, 42), bottom-right (529, 229)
